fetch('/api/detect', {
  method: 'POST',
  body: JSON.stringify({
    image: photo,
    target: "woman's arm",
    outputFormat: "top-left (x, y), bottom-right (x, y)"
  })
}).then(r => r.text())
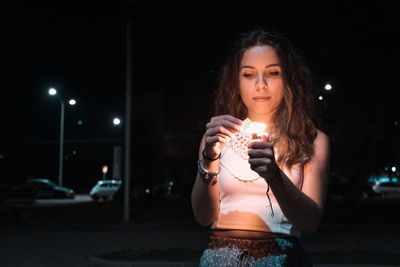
top-left (248, 130), bottom-right (330, 233)
top-left (191, 115), bottom-right (243, 226)
top-left (191, 135), bottom-right (221, 226)
top-left (192, 115), bottom-right (243, 226)
top-left (270, 130), bottom-right (330, 233)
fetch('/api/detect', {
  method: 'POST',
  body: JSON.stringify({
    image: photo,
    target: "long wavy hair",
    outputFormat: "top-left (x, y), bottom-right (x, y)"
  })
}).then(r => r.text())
top-left (213, 28), bottom-right (319, 169)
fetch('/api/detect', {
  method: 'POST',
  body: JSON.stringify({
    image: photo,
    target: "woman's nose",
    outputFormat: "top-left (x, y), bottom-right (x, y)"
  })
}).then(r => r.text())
top-left (255, 75), bottom-right (267, 90)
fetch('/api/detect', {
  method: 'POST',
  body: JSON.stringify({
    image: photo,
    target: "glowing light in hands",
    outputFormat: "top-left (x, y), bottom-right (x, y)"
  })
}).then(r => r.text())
top-left (245, 122), bottom-right (267, 140)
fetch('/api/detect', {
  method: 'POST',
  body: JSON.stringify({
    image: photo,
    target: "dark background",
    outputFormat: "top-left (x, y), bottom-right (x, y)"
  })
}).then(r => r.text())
top-left (1, 0), bottom-right (399, 201)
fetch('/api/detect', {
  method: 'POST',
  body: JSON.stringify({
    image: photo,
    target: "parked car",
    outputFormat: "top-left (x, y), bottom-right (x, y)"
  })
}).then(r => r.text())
top-left (372, 182), bottom-right (400, 198)
top-left (26, 178), bottom-right (75, 199)
top-left (361, 183), bottom-right (380, 198)
top-left (89, 180), bottom-right (122, 202)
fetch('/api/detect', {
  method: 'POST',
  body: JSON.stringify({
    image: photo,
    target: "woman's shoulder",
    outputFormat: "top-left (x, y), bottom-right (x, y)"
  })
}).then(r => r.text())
top-left (308, 129), bottom-right (330, 164)
top-left (314, 129), bottom-right (329, 147)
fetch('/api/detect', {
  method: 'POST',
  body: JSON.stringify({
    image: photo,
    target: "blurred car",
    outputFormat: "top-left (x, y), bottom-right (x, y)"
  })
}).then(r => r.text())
top-left (361, 183), bottom-right (380, 198)
top-left (89, 180), bottom-right (122, 201)
top-left (26, 178), bottom-right (75, 199)
top-left (372, 182), bottom-right (400, 198)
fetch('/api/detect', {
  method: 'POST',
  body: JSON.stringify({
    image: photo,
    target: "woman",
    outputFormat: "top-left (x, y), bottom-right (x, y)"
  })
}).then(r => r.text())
top-left (191, 28), bottom-right (330, 266)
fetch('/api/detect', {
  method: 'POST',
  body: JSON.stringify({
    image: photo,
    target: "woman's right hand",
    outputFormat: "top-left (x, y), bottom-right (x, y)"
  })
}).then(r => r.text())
top-left (204, 115), bottom-right (243, 160)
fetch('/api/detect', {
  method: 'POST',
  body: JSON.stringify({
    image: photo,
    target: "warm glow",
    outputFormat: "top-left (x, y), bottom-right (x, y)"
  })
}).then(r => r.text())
top-left (245, 122), bottom-right (267, 139)
top-left (245, 122), bottom-right (266, 134)
top-left (102, 165), bottom-right (108, 174)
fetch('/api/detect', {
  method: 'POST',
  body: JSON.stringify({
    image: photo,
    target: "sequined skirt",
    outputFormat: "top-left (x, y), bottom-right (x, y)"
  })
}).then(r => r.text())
top-left (199, 231), bottom-right (313, 266)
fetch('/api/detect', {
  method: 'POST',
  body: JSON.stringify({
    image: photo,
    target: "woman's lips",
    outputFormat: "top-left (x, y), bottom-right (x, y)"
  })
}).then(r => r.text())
top-left (253, 97), bottom-right (271, 102)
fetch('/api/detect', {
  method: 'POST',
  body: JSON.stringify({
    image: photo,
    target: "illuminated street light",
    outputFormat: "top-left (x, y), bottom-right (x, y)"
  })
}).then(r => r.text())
top-left (392, 167), bottom-right (397, 172)
top-left (113, 117), bottom-right (121, 125)
top-left (68, 99), bottom-right (77, 106)
top-left (318, 96), bottom-right (323, 101)
top-left (102, 165), bottom-right (108, 180)
top-left (324, 83), bottom-right (332, 91)
top-left (49, 88), bottom-right (57, 95)
top-left (48, 88), bottom-right (76, 187)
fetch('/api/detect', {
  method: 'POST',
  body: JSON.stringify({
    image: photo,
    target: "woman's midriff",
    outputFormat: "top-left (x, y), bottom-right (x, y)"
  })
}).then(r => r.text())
top-left (210, 229), bottom-right (293, 239)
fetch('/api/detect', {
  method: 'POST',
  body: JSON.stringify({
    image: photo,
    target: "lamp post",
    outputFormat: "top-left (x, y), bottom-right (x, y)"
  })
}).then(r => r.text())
top-left (49, 88), bottom-right (76, 187)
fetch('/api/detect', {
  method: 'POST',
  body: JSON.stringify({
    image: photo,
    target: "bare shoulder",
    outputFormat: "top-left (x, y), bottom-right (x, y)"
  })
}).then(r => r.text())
top-left (311, 129), bottom-right (330, 162)
top-left (314, 129), bottom-right (330, 148)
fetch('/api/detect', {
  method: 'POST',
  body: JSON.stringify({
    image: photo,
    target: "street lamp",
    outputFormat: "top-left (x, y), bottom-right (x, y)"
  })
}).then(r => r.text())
top-left (324, 83), bottom-right (332, 91)
top-left (69, 99), bottom-right (77, 106)
top-left (49, 88), bottom-right (57, 95)
top-left (113, 117), bottom-right (121, 126)
top-left (48, 88), bottom-right (76, 187)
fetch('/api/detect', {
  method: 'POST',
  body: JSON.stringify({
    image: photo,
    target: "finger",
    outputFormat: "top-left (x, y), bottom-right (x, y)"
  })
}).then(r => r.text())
top-left (248, 140), bottom-right (273, 149)
top-left (205, 135), bottom-right (226, 146)
top-left (250, 165), bottom-right (268, 174)
top-left (210, 115), bottom-right (243, 126)
top-left (206, 126), bottom-right (235, 139)
top-left (217, 134), bottom-right (231, 146)
top-left (260, 134), bottom-right (269, 142)
top-left (206, 120), bottom-right (243, 133)
top-left (248, 148), bottom-right (274, 158)
top-left (248, 158), bottom-right (273, 168)
top-left (205, 131), bottom-right (232, 149)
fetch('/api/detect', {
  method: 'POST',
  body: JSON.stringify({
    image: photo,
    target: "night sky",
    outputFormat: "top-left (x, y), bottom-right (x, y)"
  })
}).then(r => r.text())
top-left (2, 1), bottom-right (399, 187)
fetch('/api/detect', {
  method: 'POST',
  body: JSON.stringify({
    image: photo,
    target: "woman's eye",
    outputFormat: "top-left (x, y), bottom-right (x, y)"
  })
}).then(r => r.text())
top-left (243, 73), bottom-right (255, 78)
top-left (266, 71), bottom-right (280, 77)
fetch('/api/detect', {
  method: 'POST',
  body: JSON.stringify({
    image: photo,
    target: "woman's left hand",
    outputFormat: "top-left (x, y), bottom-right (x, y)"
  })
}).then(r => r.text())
top-left (248, 135), bottom-right (280, 183)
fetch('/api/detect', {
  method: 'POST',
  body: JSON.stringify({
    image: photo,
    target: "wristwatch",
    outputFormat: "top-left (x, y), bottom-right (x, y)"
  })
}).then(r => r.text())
top-left (197, 157), bottom-right (220, 181)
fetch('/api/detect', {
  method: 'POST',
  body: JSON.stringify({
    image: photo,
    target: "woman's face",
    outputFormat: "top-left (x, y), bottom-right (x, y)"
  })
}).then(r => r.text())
top-left (239, 45), bottom-right (284, 122)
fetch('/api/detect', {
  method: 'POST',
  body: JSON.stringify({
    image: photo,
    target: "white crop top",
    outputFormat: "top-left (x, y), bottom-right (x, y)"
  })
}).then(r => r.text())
top-left (210, 119), bottom-right (305, 237)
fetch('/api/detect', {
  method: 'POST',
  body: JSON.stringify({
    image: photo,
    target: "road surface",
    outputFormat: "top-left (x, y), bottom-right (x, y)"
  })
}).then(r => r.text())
top-left (33, 194), bottom-right (93, 207)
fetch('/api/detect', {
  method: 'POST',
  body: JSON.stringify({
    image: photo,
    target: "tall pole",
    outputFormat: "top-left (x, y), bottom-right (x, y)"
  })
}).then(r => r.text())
top-left (58, 100), bottom-right (65, 187)
top-left (124, 18), bottom-right (132, 222)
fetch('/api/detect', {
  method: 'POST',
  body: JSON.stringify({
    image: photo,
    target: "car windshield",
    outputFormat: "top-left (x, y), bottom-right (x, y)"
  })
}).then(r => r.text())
top-left (45, 180), bottom-right (58, 187)
top-left (29, 179), bottom-right (58, 187)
